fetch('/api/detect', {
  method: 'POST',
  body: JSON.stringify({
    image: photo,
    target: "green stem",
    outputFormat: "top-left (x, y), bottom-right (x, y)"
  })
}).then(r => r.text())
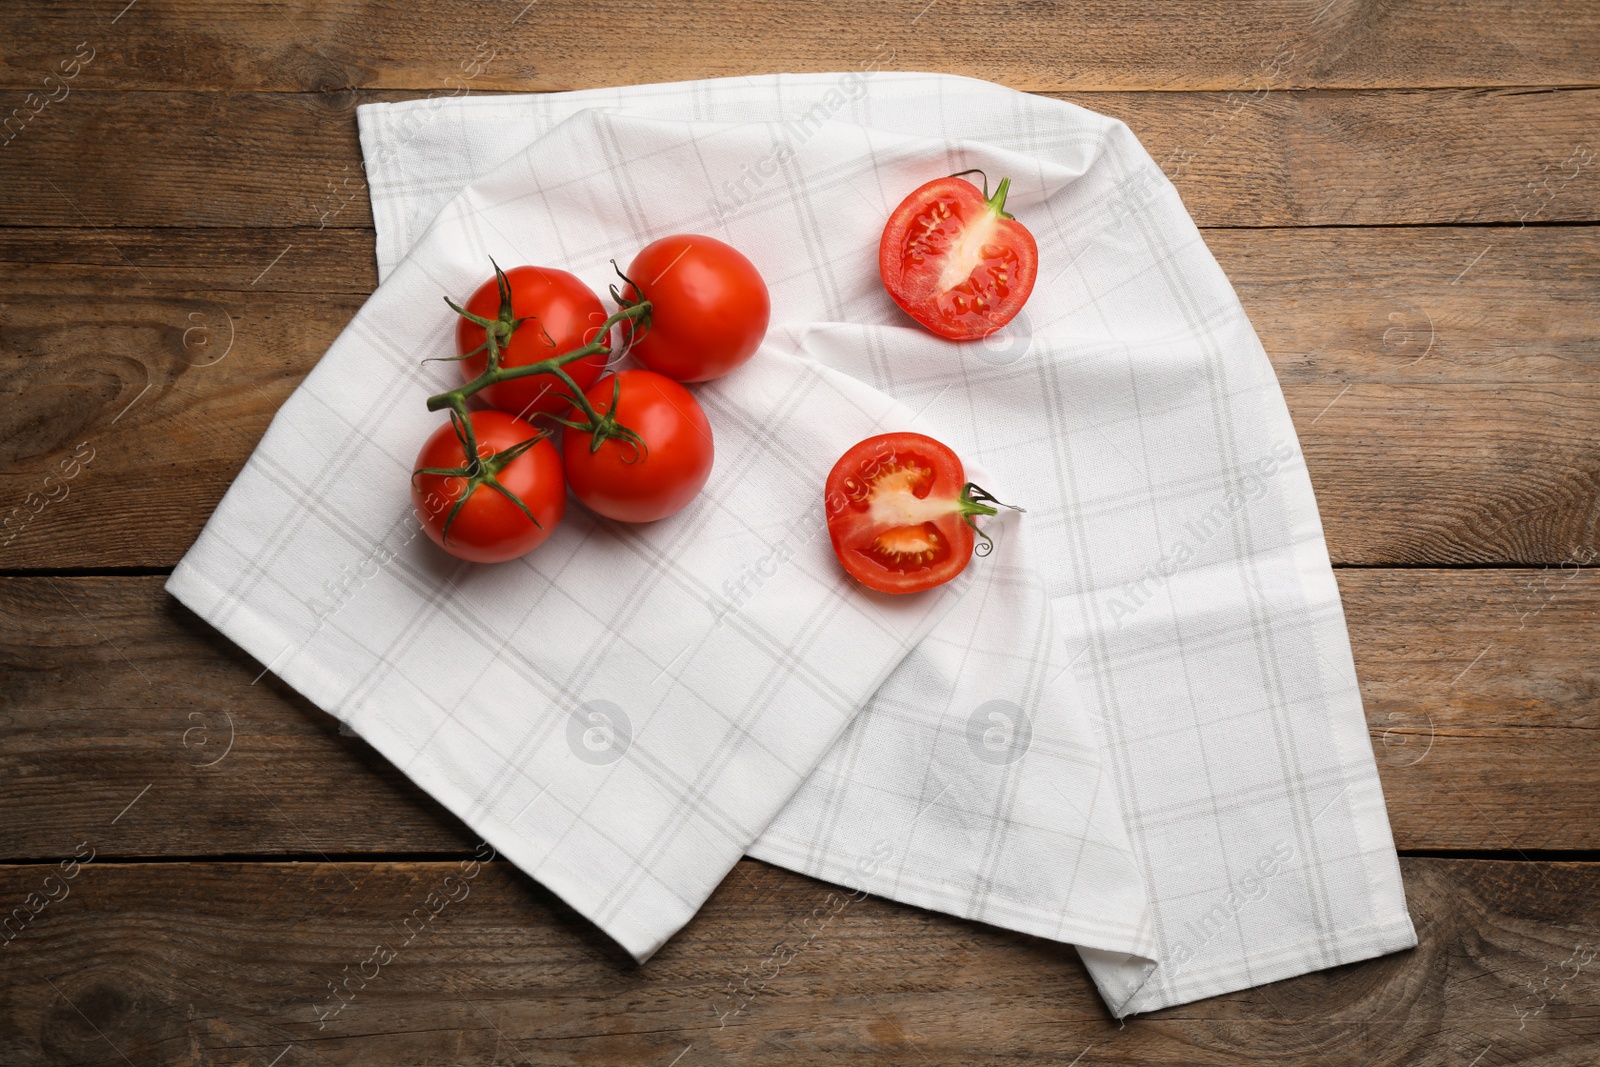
top-left (448, 401), bottom-right (478, 477)
top-left (959, 482), bottom-right (1024, 557)
top-left (947, 169), bottom-right (1015, 220)
top-left (985, 176), bottom-right (1014, 220)
top-left (418, 265), bottom-right (656, 545)
top-left (413, 420), bottom-right (556, 545)
top-left (425, 301), bottom-right (650, 431)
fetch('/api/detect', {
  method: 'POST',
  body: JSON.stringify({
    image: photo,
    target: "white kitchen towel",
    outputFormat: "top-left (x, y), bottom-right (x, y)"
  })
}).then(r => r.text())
top-left (167, 81), bottom-right (1160, 982)
top-left (168, 71), bottom-right (1417, 1016)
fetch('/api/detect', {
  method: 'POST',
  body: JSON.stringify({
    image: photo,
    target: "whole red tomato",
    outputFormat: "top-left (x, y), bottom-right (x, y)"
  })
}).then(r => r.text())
top-left (412, 410), bottom-right (566, 563)
top-left (455, 265), bottom-right (610, 419)
top-left (621, 234), bottom-right (769, 382)
top-left (879, 174), bottom-right (1038, 341)
top-left (562, 369), bottom-right (714, 522)
top-left (823, 432), bottom-right (1007, 593)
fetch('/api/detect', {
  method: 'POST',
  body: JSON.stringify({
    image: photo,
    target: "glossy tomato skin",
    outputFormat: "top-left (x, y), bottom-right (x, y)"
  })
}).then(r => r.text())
top-left (824, 432), bottom-right (975, 594)
top-left (879, 176), bottom-right (1038, 342)
top-left (412, 410), bottom-right (566, 563)
top-left (622, 234), bottom-right (770, 382)
top-left (562, 370), bottom-right (714, 522)
top-left (457, 266), bottom-right (610, 419)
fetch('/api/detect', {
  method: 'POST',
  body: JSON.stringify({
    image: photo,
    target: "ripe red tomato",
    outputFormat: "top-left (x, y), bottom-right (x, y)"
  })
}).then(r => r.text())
top-left (878, 174), bottom-right (1038, 342)
top-left (456, 265), bottom-right (609, 420)
top-left (562, 369), bottom-right (714, 522)
top-left (621, 234), bottom-right (770, 382)
top-left (824, 432), bottom-right (1005, 593)
top-left (412, 410), bottom-right (566, 563)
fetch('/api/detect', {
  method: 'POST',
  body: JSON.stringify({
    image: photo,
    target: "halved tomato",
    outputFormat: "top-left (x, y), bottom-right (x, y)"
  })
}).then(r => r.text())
top-left (878, 173), bottom-right (1038, 342)
top-left (823, 432), bottom-right (1011, 593)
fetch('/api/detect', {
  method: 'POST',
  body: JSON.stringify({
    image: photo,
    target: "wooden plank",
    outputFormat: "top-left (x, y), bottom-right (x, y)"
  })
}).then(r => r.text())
top-left (1133, 88), bottom-right (1600, 229)
top-left (1218, 228), bottom-right (1600, 388)
top-left (4, 224), bottom-right (1595, 382)
top-left (0, 279), bottom-right (361, 571)
top-left (1292, 381), bottom-right (1600, 566)
top-left (0, 574), bottom-right (475, 859)
top-left (2, 89), bottom-right (1597, 229)
top-left (0, 856), bottom-right (1595, 1064)
top-left (1347, 568), bottom-right (1600, 851)
top-left (3, 0), bottom-right (1597, 93)
top-left (0, 570), bottom-right (1595, 859)
top-left (2, 226), bottom-right (1596, 569)
top-left (0, 227), bottom-right (380, 293)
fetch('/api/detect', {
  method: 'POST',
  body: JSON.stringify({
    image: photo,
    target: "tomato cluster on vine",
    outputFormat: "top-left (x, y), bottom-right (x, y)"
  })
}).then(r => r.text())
top-left (411, 234), bottom-right (770, 563)
top-left (412, 169), bottom-right (1036, 593)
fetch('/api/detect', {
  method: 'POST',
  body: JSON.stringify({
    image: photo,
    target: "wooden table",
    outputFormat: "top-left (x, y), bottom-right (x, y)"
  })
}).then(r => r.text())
top-left (2, 3), bottom-right (1597, 1063)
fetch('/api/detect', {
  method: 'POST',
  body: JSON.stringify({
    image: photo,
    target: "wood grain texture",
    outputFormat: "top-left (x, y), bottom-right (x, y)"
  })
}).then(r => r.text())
top-left (3, 88), bottom-right (1598, 229)
top-left (5, 224), bottom-right (1596, 381)
top-left (0, 857), bottom-right (1596, 1065)
top-left (1348, 569), bottom-right (1600, 850)
top-left (2, 227), bottom-right (1596, 569)
top-left (3, 0), bottom-right (1598, 92)
top-left (1, 6), bottom-right (1597, 1056)
top-left (1293, 382), bottom-right (1600, 566)
top-left (0, 570), bottom-right (1595, 858)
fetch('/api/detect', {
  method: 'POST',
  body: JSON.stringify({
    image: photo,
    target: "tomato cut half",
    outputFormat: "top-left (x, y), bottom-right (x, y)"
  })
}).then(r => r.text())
top-left (878, 173), bottom-right (1038, 342)
top-left (823, 432), bottom-right (1009, 594)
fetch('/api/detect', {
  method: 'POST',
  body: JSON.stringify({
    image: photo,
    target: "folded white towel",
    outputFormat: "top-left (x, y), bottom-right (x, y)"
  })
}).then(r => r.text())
top-left (170, 71), bottom-right (1414, 1016)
